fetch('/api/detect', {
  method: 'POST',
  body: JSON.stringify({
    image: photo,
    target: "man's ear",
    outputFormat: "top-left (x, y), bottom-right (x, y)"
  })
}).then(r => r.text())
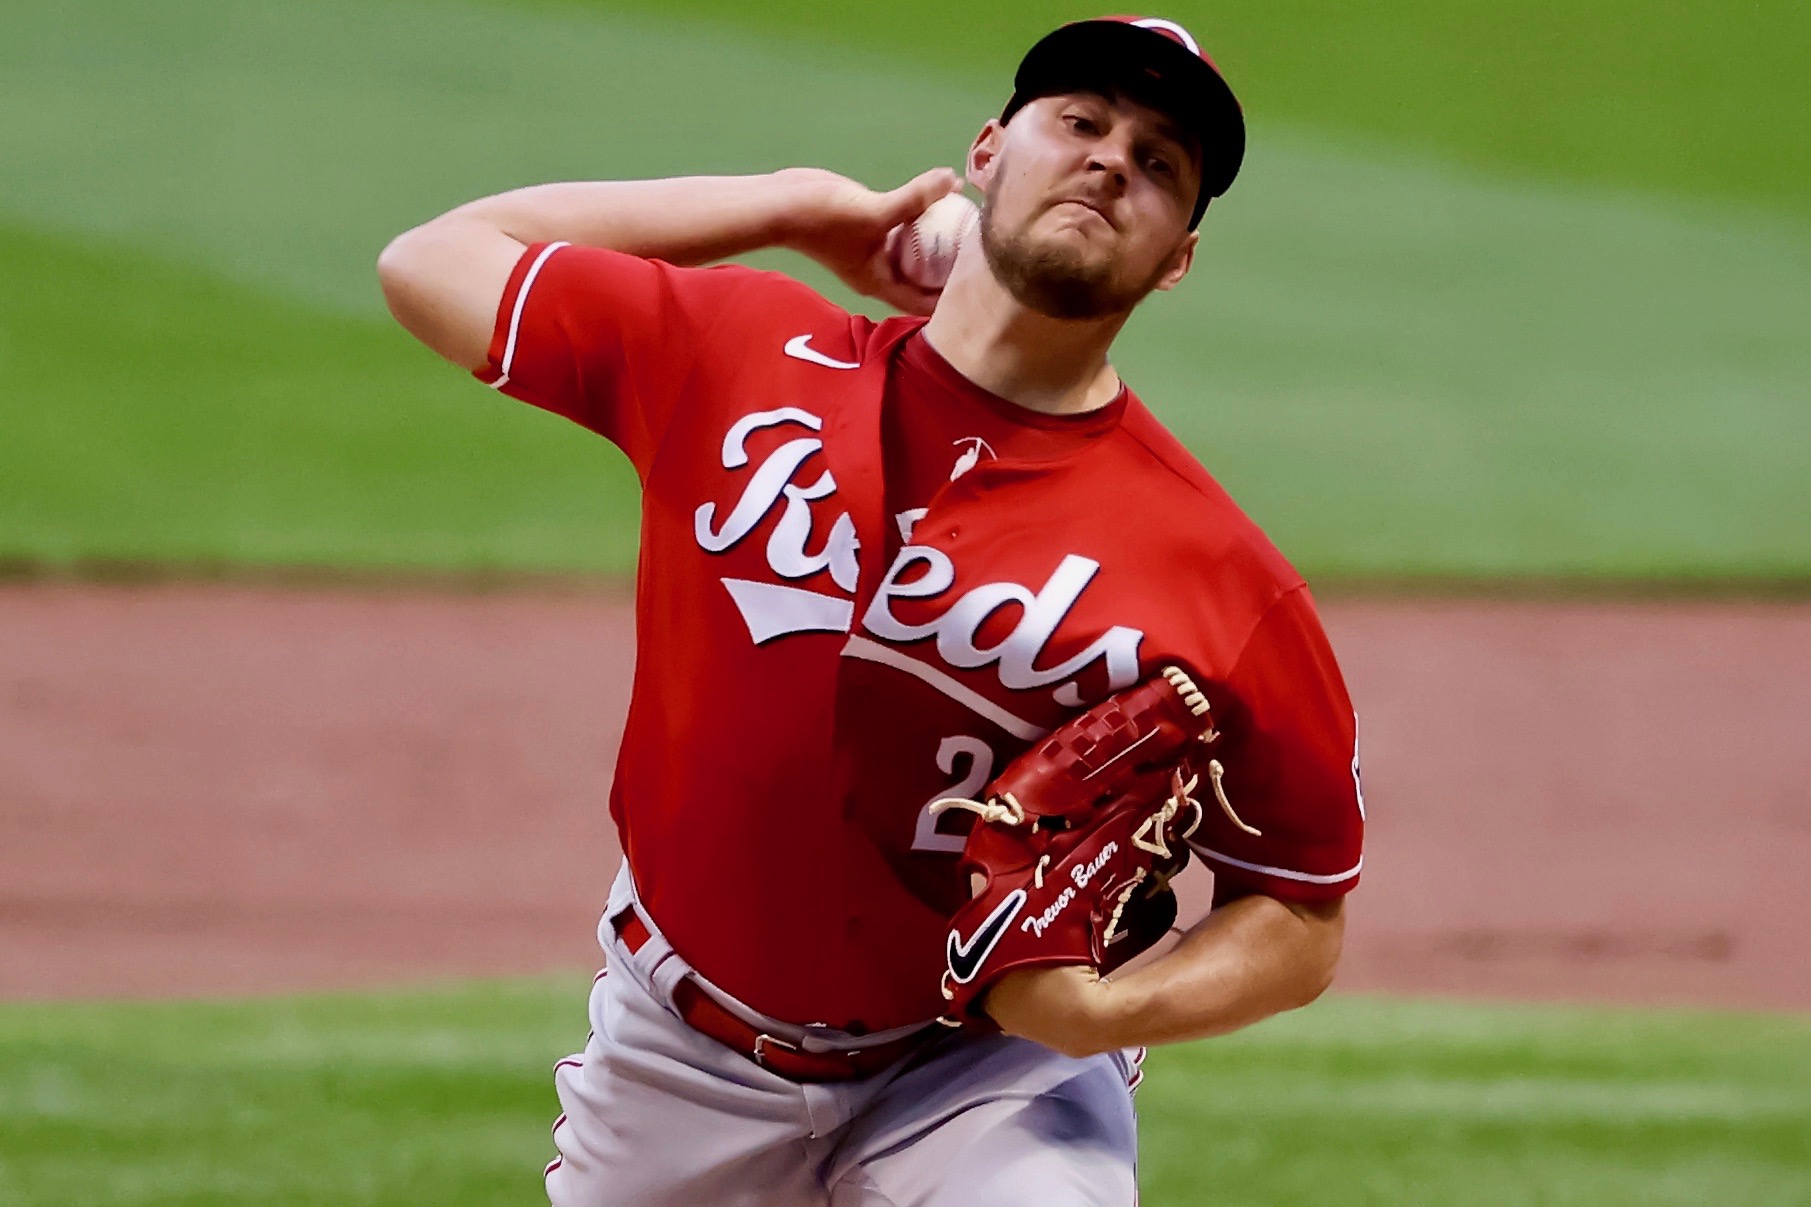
top-left (1154, 231), bottom-right (1198, 293)
top-left (967, 120), bottom-right (1006, 192)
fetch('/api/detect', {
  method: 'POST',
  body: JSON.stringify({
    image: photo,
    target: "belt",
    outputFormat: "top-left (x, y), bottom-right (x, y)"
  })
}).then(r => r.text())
top-left (613, 911), bottom-right (926, 1084)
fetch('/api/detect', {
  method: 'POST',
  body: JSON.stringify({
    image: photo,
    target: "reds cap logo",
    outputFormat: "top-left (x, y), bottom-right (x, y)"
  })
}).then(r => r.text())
top-left (1123, 17), bottom-right (1200, 58)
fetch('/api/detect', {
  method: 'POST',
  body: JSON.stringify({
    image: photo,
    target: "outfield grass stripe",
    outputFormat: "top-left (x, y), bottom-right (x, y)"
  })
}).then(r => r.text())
top-left (582, 0), bottom-right (1811, 227)
top-left (1191, 1076), bottom-right (1811, 1123)
top-left (0, 223), bottom-right (641, 573)
top-left (1, 984), bottom-right (1806, 1206)
top-left (2, 0), bottom-right (1808, 578)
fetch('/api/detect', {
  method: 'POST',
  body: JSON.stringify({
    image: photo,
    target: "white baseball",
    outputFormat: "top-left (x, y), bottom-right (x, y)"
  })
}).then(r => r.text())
top-left (891, 193), bottom-right (980, 291)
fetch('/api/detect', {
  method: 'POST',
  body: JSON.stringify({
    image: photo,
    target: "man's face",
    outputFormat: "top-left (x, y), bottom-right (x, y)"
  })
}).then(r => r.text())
top-left (973, 90), bottom-right (1201, 320)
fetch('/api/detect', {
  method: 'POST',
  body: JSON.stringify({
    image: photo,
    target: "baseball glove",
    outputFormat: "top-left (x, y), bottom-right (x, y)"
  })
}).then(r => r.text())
top-left (931, 666), bottom-right (1232, 1024)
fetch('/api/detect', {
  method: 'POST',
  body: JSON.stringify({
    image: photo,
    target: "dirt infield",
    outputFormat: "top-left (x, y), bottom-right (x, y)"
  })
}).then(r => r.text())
top-left (2, 582), bottom-right (1806, 1010)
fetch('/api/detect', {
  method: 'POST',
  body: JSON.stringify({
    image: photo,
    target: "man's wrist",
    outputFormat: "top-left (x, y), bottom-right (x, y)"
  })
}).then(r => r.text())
top-left (765, 167), bottom-right (844, 253)
top-left (984, 966), bottom-right (1139, 1059)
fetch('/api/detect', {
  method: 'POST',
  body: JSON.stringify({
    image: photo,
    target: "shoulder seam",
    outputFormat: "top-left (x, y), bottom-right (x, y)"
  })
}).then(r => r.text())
top-left (642, 266), bottom-right (848, 475)
top-left (1111, 416), bottom-right (1306, 663)
top-left (1113, 412), bottom-right (1230, 506)
top-left (1226, 581), bottom-right (1313, 683)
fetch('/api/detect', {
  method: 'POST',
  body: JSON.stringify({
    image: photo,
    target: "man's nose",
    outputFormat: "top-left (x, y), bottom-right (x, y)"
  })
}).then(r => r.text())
top-left (1085, 138), bottom-right (1133, 184)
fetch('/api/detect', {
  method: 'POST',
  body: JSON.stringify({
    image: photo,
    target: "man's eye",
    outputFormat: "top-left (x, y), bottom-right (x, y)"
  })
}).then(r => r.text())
top-left (1146, 157), bottom-right (1174, 177)
top-left (1065, 114), bottom-right (1099, 135)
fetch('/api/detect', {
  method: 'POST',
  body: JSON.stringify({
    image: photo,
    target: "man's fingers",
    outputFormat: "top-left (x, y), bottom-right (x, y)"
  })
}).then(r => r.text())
top-left (877, 167), bottom-right (962, 226)
top-left (861, 243), bottom-right (943, 315)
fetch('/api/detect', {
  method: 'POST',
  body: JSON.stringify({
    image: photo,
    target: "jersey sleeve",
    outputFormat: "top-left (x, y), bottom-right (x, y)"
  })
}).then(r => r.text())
top-left (472, 241), bottom-right (765, 474)
top-left (1187, 584), bottom-right (1365, 903)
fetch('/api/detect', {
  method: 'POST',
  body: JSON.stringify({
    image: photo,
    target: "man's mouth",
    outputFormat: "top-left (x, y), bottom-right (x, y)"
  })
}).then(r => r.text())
top-left (1049, 196), bottom-right (1116, 229)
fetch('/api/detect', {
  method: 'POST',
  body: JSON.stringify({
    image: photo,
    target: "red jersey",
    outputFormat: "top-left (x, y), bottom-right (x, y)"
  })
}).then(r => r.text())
top-left (477, 241), bottom-right (1364, 1032)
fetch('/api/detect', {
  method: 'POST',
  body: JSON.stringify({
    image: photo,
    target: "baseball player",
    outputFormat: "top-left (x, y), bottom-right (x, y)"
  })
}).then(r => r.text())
top-left (379, 16), bottom-right (1362, 1205)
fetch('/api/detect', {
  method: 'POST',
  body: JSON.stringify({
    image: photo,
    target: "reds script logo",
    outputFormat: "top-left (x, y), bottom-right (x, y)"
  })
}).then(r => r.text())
top-left (693, 407), bottom-right (1144, 710)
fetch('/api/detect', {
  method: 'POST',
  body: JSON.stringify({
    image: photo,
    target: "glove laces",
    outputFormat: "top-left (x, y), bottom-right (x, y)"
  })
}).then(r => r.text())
top-left (927, 791), bottom-right (1026, 827)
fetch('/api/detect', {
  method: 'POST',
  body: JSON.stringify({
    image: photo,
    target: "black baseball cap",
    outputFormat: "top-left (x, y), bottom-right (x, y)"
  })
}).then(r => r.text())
top-left (1001, 16), bottom-right (1246, 227)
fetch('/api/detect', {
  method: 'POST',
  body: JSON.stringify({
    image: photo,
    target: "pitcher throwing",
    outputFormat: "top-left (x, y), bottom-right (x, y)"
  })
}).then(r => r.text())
top-left (379, 16), bottom-right (1364, 1205)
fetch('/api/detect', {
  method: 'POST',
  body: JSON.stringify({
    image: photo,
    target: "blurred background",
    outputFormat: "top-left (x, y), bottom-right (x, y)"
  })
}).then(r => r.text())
top-left (1, 1), bottom-right (1807, 1204)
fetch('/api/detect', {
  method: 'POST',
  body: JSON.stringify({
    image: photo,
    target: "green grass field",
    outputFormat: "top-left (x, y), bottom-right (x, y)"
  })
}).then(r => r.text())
top-left (1, 983), bottom-right (1806, 1206)
top-left (2, 0), bottom-right (1807, 581)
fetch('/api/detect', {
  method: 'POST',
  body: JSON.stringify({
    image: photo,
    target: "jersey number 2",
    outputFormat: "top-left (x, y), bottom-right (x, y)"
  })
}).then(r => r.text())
top-left (911, 735), bottom-right (995, 853)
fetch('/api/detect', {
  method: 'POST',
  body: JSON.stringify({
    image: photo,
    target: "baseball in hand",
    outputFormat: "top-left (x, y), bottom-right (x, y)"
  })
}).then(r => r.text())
top-left (890, 193), bottom-right (980, 291)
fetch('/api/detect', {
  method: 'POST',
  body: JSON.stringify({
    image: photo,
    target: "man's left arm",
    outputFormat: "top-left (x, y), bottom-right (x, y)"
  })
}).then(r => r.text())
top-left (986, 582), bottom-right (1362, 1057)
top-left (983, 890), bottom-right (1343, 1058)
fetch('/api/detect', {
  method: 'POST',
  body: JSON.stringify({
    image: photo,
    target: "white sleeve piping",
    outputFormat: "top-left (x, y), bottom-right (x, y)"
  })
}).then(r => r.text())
top-left (1189, 843), bottom-right (1362, 885)
top-left (489, 240), bottom-right (570, 390)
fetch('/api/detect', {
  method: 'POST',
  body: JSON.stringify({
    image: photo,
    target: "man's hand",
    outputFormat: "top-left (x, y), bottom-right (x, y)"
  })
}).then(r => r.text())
top-left (774, 166), bottom-right (963, 315)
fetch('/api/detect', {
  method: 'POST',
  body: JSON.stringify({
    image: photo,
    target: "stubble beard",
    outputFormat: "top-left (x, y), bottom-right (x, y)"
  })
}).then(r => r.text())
top-left (978, 193), bottom-right (1172, 321)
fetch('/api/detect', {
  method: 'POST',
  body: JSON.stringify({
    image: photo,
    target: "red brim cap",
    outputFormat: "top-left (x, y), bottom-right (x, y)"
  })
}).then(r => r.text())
top-left (1001, 18), bottom-right (1246, 227)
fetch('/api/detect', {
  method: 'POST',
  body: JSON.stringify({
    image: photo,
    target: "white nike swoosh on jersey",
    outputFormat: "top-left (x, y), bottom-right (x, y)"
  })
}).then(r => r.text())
top-left (784, 334), bottom-right (860, 370)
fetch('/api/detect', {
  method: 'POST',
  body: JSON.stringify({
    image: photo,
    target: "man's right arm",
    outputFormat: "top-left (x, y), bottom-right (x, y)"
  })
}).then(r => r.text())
top-left (376, 168), bottom-right (960, 371)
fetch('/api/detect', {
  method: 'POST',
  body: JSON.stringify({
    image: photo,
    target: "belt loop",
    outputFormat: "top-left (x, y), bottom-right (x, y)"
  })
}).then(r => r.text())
top-left (646, 944), bottom-right (687, 1003)
top-left (607, 906), bottom-right (681, 1004)
top-left (609, 901), bottom-right (932, 1082)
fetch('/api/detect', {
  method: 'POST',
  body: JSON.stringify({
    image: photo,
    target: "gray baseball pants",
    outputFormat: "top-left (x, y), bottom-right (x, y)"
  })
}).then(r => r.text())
top-left (543, 865), bottom-right (1142, 1206)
